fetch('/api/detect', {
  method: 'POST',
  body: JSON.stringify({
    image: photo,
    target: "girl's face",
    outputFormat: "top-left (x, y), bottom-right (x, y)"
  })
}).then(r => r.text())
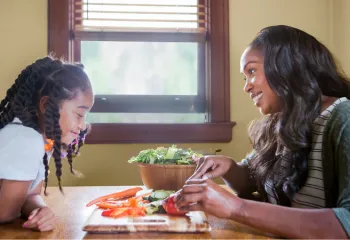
top-left (59, 89), bottom-right (94, 144)
top-left (240, 47), bottom-right (282, 115)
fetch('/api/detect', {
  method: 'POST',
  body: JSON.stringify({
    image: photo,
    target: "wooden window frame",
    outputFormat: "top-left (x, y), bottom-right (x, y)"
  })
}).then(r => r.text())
top-left (48, 0), bottom-right (235, 144)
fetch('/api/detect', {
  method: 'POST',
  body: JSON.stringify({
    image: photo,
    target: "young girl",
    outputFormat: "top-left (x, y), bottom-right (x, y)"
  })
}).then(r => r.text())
top-left (174, 25), bottom-right (350, 238)
top-left (0, 57), bottom-right (94, 231)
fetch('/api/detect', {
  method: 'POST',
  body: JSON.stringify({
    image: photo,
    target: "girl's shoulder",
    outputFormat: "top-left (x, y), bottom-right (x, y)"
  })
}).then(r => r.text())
top-left (0, 118), bottom-right (45, 157)
top-left (0, 119), bottom-right (46, 181)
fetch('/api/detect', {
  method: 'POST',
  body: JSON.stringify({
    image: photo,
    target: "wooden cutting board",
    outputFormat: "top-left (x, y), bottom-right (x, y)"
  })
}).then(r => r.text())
top-left (82, 208), bottom-right (211, 233)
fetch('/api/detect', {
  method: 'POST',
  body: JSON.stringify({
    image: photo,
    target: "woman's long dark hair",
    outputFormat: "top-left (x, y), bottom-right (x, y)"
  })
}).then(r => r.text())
top-left (0, 56), bottom-right (92, 194)
top-left (247, 25), bottom-right (350, 205)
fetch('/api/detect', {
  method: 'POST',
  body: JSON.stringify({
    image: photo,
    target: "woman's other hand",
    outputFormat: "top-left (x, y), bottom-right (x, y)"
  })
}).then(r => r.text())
top-left (174, 178), bottom-right (244, 219)
top-left (190, 155), bottom-right (235, 180)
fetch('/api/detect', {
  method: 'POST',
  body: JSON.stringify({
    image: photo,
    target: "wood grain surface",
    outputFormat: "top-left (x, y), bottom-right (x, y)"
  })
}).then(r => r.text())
top-left (0, 186), bottom-right (275, 239)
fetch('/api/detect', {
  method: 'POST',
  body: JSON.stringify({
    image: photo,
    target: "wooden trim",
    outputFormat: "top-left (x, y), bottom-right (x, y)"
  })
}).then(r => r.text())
top-left (208, 0), bottom-right (230, 122)
top-left (48, 0), bottom-right (70, 59)
top-left (90, 95), bottom-right (206, 113)
top-left (222, 0), bottom-right (231, 122)
top-left (86, 122), bottom-right (236, 144)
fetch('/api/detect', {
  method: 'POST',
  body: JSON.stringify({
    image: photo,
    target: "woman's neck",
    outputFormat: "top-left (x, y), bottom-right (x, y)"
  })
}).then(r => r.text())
top-left (321, 96), bottom-right (339, 112)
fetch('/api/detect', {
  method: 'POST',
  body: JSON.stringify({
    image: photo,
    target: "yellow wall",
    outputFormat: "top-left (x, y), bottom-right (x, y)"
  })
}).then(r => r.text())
top-left (0, 0), bottom-right (346, 187)
top-left (0, 0), bottom-right (47, 90)
top-left (333, 0), bottom-right (350, 75)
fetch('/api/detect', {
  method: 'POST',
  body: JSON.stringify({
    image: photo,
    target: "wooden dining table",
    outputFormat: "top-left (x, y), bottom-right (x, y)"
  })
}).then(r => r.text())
top-left (0, 186), bottom-right (275, 239)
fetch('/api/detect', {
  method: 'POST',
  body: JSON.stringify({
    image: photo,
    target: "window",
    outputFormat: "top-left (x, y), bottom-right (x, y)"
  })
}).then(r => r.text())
top-left (48, 0), bottom-right (235, 143)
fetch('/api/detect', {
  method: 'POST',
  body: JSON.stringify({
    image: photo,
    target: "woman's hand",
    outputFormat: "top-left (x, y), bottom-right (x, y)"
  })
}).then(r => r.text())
top-left (23, 206), bottom-right (56, 232)
top-left (173, 178), bottom-right (244, 219)
top-left (190, 155), bottom-right (235, 180)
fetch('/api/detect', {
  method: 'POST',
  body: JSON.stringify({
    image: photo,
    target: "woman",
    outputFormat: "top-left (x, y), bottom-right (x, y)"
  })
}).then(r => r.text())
top-left (174, 25), bottom-right (350, 238)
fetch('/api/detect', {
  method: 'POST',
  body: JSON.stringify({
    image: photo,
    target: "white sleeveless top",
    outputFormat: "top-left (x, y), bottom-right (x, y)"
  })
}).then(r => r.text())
top-left (0, 118), bottom-right (52, 191)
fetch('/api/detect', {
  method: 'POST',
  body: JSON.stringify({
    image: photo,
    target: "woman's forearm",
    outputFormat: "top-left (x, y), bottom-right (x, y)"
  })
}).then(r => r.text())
top-left (21, 194), bottom-right (46, 218)
top-left (222, 162), bottom-right (257, 199)
top-left (233, 199), bottom-right (347, 239)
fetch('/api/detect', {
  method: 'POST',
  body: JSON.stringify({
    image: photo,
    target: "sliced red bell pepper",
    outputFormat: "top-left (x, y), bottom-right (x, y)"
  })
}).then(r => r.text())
top-left (102, 207), bottom-right (129, 218)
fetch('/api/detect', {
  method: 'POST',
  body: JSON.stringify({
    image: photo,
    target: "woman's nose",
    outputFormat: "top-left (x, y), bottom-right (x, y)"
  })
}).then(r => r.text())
top-left (243, 80), bottom-right (253, 93)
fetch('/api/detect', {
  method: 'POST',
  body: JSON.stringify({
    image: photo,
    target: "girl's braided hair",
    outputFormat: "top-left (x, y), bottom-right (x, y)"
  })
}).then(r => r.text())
top-left (0, 56), bottom-right (92, 194)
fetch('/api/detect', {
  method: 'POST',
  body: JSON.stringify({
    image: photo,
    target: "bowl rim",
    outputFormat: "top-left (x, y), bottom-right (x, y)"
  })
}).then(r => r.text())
top-left (134, 163), bottom-right (197, 168)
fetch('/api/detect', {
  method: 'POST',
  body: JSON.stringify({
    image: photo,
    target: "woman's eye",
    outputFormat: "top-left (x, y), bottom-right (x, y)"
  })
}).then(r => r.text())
top-left (77, 113), bottom-right (84, 118)
top-left (248, 69), bottom-right (256, 75)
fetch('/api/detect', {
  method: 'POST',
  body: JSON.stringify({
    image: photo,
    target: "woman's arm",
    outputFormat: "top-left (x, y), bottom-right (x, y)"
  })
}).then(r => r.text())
top-left (222, 161), bottom-right (258, 199)
top-left (175, 179), bottom-right (348, 239)
top-left (190, 154), bottom-right (258, 199)
top-left (237, 198), bottom-right (347, 239)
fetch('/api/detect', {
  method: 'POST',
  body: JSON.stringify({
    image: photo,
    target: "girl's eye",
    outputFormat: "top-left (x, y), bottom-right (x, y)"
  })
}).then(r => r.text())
top-left (77, 113), bottom-right (84, 118)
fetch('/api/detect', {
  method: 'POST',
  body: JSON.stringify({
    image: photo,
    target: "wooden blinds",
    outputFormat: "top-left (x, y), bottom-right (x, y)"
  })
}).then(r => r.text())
top-left (73, 0), bottom-right (208, 33)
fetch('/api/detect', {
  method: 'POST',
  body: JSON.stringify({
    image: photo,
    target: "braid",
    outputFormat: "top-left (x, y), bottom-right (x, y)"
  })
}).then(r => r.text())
top-left (44, 93), bottom-right (64, 193)
top-left (11, 76), bottom-right (41, 132)
top-left (67, 145), bottom-right (74, 174)
top-left (0, 64), bottom-right (34, 129)
top-left (43, 153), bottom-right (50, 196)
top-left (75, 132), bottom-right (86, 155)
top-left (64, 127), bottom-right (89, 178)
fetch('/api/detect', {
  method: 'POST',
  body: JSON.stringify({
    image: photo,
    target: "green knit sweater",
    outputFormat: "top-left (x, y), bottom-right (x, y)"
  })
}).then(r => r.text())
top-left (241, 100), bottom-right (350, 235)
top-left (323, 100), bottom-right (350, 236)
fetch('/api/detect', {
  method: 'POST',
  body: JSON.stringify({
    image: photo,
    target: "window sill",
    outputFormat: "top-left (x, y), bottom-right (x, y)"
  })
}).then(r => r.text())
top-left (85, 122), bottom-right (236, 144)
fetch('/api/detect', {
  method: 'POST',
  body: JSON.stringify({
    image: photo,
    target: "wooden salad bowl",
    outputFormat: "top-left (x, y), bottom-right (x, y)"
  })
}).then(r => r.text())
top-left (136, 163), bottom-right (196, 191)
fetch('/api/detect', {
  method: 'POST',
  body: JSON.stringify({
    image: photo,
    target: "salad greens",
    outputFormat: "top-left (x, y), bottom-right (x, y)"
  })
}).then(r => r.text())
top-left (128, 145), bottom-right (202, 165)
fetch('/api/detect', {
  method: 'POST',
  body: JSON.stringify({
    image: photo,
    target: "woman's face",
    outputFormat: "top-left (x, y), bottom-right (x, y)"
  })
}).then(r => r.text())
top-left (240, 47), bottom-right (282, 115)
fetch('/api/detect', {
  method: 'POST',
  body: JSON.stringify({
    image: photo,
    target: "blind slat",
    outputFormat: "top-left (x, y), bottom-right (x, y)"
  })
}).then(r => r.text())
top-left (76, 17), bottom-right (206, 23)
top-left (76, 2), bottom-right (205, 8)
top-left (75, 25), bottom-right (206, 33)
top-left (75, 10), bottom-right (206, 16)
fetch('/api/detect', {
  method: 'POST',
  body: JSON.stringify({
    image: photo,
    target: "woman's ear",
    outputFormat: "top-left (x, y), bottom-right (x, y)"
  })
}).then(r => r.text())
top-left (39, 96), bottom-right (49, 114)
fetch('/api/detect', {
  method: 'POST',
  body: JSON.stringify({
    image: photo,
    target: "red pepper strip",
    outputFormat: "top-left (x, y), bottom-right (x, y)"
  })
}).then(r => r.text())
top-left (102, 208), bottom-right (129, 218)
top-left (128, 207), bottom-right (146, 216)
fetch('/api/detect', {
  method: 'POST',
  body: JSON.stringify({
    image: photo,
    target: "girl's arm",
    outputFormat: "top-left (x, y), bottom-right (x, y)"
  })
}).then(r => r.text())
top-left (20, 181), bottom-right (46, 218)
top-left (20, 181), bottom-right (56, 231)
top-left (0, 180), bottom-right (32, 223)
